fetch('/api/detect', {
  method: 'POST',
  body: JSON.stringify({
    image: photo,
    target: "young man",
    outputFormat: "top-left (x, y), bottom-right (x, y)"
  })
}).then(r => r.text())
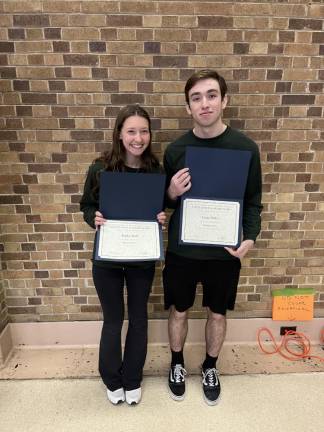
top-left (163, 70), bottom-right (262, 405)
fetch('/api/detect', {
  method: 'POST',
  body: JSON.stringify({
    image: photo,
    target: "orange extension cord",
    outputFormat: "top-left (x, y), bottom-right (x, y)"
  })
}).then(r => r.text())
top-left (257, 327), bottom-right (324, 362)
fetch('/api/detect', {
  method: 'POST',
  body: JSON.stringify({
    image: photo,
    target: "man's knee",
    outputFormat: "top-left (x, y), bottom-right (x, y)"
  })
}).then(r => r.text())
top-left (170, 306), bottom-right (188, 322)
top-left (206, 308), bottom-right (226, 323)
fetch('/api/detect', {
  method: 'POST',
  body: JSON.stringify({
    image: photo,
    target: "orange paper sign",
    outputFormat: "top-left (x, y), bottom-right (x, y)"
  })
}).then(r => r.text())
top-left (272, 288), bottom-right (314, 321)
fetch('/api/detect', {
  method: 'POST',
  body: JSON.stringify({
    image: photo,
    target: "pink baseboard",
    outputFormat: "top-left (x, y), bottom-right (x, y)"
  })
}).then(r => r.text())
top-left (1, 318), bottom-right (323, 366)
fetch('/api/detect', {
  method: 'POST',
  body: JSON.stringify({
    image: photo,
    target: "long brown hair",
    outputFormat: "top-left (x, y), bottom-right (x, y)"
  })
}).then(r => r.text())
top-left (96, 104), bottom-right (160, 172)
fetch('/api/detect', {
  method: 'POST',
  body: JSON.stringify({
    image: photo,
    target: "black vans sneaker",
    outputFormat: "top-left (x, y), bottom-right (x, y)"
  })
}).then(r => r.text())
top-left (201, 368), bottom-right (221, 405)
top-left (168, 364), bottom-right (187, 401)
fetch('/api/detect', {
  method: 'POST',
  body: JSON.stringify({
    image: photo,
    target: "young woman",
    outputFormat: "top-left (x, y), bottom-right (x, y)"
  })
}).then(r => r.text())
top-left (80, 104), bottom-right (165, 405)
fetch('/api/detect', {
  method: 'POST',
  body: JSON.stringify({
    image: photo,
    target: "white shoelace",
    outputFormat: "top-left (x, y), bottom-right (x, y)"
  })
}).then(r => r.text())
top-left (172, 364), bottom-right (187, 383)
top-left (202, 368), bottom-right (219, 387)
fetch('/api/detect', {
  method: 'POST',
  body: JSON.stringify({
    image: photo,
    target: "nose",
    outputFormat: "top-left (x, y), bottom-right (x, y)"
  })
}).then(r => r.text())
top-left (133, 131), bottom-right (142, 139)
top-left (201, 96), bottom-right (209, 109)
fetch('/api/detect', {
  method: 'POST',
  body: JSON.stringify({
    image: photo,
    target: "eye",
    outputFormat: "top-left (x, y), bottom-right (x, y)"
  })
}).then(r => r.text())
top-left (191, 96), bottom-right (201, 102)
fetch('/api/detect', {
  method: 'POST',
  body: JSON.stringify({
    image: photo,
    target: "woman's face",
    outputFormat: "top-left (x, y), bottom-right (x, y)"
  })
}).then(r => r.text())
top-left (119, 115), bottom-right (150, 163)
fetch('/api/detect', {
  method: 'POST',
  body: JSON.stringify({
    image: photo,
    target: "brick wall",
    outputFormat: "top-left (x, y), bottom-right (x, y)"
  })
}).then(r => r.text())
top-left (0, 0), bottom-right (323, 324)
top-left (0, 274), bottom-right (8, 332)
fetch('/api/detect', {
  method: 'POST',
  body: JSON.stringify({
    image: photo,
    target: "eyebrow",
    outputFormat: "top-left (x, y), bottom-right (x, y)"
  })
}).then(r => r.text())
top-left (189, 89), bottom-right (219, 98)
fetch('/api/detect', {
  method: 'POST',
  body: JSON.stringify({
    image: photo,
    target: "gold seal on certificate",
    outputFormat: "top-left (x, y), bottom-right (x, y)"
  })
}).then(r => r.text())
top-left (181, 198), bottom-right (240, 247)
top-left (98, 220), bottom-right (161, 260)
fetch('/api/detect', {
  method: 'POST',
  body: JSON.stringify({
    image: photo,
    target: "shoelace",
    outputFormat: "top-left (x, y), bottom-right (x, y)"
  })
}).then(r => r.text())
top-left (202, 368), bottom-right (219, 387)
top-left (173, 364), bottom-right (187, 383)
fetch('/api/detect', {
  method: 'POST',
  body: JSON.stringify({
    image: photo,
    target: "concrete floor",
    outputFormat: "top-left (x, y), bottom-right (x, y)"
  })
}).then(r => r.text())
top-left (1, 331), bottom-right (324, 432)
top-left (1, 342), bottom-right (324, 379)
top-left (1, 373), bottom-right (324, 432)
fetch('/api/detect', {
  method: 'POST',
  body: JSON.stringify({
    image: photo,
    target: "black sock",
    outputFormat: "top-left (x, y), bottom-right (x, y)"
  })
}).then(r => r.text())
top-left (202, 353), bottom-right (218, 370)
top-left (171, 349), bottom-right (184, 366)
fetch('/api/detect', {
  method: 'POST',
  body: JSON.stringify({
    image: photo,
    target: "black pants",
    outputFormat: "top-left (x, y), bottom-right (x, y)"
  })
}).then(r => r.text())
top-left (92, 264), bottom-right (155, 391)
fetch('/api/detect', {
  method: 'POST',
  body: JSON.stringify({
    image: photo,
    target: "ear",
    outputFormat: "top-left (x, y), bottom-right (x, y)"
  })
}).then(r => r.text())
top-left (185, 104), bottom-right (192, 116)
top-left (221, 94), bottom-right (228, 110)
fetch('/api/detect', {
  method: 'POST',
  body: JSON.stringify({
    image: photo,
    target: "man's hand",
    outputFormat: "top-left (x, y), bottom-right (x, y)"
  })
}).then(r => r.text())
top-left (168, 167), bottom-right (191, 200)
top-left (224, 239), bottom-right (254, 260)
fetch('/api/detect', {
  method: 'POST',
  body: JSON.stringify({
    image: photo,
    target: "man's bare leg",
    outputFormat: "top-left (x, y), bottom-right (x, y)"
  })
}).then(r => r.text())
top-left (168, 306), bottom-right (188, 401)
top-left (201, 307), bottom-right (225, 405)
top-left (205, 307), bottom-right (226, 357)
top-left (168, 306), bottom-right (188, 351)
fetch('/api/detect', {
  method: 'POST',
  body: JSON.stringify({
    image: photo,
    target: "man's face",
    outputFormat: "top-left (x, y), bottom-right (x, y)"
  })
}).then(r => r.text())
top-left (186, 78), bottom-right (227, 129)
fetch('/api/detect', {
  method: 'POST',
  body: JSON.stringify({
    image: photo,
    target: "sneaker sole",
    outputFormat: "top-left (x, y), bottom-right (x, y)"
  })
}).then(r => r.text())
top-left (203, 393), bottom-right (221, 406)
top-left (109, 399), bottom-right (125, 405)
top-left (167, 384), bottom-right (185, 401)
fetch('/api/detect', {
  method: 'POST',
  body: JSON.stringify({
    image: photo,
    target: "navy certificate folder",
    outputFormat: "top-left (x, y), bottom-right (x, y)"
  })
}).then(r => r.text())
top-left (180, 146), bottom-right (251, 248)
top-left (95, 171), bottom-right (166, 261)
top-left (184, 146), bottom-right (251, 200)
top-left (99, 171), bottom-right (166, 220)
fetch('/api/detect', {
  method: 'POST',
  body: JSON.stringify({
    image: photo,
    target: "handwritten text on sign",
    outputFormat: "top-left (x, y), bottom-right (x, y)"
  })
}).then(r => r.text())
top-left (272, 295), bottom-right (314, 321)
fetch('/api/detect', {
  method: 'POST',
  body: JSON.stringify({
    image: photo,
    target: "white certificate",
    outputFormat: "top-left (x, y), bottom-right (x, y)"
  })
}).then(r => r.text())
top-left (181, 198), bottom-right (240, 246)
top-left (98, 220), bottom-right (161, 260)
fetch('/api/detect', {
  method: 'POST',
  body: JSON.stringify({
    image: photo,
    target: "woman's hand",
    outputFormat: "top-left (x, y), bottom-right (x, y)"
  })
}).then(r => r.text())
top-left (157, 211), bottom-right (166, 227)
top-left (168, 167), bottom-right (191, 200)
top-left (224, 239), bottom-right (254, 260)
top-left (94, 211), bottom-right (106, 230)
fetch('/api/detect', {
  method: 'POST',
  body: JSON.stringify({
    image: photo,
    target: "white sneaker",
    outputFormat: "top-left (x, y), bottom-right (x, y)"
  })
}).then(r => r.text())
top-left (107, 387), bottom-right (125, 405)
top-left (125, 388), bottom-right (142, 405)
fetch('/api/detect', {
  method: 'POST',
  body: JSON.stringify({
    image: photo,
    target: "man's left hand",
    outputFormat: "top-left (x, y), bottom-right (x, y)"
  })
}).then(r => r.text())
top-left (224, 239), bottom-right (254, 260)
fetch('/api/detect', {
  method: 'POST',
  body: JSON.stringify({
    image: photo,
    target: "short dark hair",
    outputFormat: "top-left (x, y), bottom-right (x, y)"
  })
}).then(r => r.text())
top-left (184, 69), bottom-right (228, 105)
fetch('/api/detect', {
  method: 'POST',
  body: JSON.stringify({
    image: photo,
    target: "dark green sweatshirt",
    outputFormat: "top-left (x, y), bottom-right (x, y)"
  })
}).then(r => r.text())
top-left (163, 127), bottom-right (263, 260)
top-left (79, 161), bottom-right (163, 269)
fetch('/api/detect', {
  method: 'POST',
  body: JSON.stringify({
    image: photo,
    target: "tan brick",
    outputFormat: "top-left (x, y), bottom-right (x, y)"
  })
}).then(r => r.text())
top-left (308, 4), bottom-right (324, 18)
top-left (155, 29), bottom-right (191, 42)
top-left (283, 68), bottom-right (317, 81)
top-left (158, 2), bottom-right (194, 14)
top-left (119, 81), bottom-right (137, 92)
top-left (43, 1), bottom-right (80, 13)
top-left (43, 54), bottom-right (64, 66)
top-left (143, 15), bottom-right (162, 27)
top-left (117, 29), bottom-right (136, 40)
top-left (25, 29), bottom-right (43, 40)
top-left (116, 55), bottom-right (135, 66)
top-left (249, 43), bottom-right (268, 54)
top-left (273, 4), bottom-right (307, 17)
top-left (120, 1), bottom-right (157, 13)
top-left (153, 81), bottom-right (184, 93)
top-left (16, 67), bottom-right (54, 79)
top-left (134, 56), bottom-right (153, 67)
top-left (69, 15), bottom-right (105, 27)
top-left (3, 1), bottom-right (42, 12)
top-left (107, 42), bottom-right (143, 54)
top-left (239, 82), bottom-right (275, 94)
top-left (178, 16), bottom-right (197, 28)
top-left (66, 80), bottom-right (102, 92)
top-left (70, 42), bottom-right (89, 53)
top-left (284, 44), bottom-right (319, 55)
top-left (15, 42), bottom-right (52, 53)
top-left (109, 68), bottom-right (145, 80)
top-left (206, 30), bottom-right (227, 42)
top-left (196, 42), bottom-right (233, 54)
top-left (81, 1), bottom-right (118, 14)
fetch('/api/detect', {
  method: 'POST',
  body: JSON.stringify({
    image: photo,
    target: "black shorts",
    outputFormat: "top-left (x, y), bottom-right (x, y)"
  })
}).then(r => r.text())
top-left (162, 252), bottom-right (241, 316)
